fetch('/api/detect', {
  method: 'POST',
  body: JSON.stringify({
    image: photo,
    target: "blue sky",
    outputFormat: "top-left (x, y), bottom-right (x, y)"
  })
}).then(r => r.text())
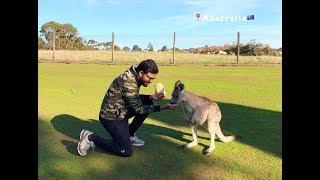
top-left (38, 0), bottom-right (282, 50)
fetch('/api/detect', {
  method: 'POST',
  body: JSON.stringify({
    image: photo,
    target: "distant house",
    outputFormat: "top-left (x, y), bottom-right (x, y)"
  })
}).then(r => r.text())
top-left (94, 45), bottom-right (106, 50)
top-left (277, 48), bottom-right (282, 55)
top-left (215, 50), bottom-right (228, 55)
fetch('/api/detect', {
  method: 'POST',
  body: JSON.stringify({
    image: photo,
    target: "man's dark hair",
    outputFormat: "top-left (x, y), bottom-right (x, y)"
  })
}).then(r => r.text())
top-left (136, 59), bottom-right (159, 74)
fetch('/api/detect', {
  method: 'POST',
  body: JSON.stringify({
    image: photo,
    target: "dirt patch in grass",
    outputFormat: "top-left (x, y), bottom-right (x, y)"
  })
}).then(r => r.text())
top-left (162, 157), bottom-right (178, 168)
top-left (181, 163), bottom-right (235, 180)
top-left (38, 172), bottom-right (54, 179)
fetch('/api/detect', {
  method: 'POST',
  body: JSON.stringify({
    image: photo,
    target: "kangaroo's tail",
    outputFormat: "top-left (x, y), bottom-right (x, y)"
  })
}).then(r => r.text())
top-left (215, 124), bottom-right (236, 142)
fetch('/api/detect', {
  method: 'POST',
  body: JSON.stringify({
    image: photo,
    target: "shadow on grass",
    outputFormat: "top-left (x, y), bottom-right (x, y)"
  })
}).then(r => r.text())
top-left (51, 114), bottom-right (209, 156)
top-left (149, 99), bottom-right (282, 158)
top-left (43, 115), bottom-right (260, 179)
top-left (50, 99), bottom-right (281, 159)
top-left (41, 99), bottom-right (281, 178)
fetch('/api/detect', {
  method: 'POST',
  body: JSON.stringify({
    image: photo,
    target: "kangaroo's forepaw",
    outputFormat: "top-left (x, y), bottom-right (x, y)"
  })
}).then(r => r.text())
top-left (204, 149), bottom-right (213, 156)
top-left (204, 150), bottom-right (211, 156)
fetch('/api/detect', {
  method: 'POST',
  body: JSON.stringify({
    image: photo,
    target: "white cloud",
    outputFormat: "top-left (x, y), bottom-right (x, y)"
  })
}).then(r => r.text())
top-left (183, 0), bottom-right (259, 16)
top-left (85, 0), bottom-right (97, 4)
top-left (84, 0), bottom-right (142, 5)
top-left (235, 23), bottom-right (282, 34)
top-left (155, 0), bottom-right (264, 30)
top-left (162, 15), bottom-right (195, 25)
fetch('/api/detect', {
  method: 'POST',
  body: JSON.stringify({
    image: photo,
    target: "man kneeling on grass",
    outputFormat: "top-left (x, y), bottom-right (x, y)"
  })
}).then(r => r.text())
top-left (77, 59), bottom-right (178, 157)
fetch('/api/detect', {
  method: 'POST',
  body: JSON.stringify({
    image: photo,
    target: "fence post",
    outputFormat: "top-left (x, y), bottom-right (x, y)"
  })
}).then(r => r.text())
top-left (112, 32), bottom-right (114, 63)
top-left (237, 32), bottom-right (240, 64)
top-left (173, 32), bottom-right (176, 64)
top-left (52, 31), bottom-right (55, 61)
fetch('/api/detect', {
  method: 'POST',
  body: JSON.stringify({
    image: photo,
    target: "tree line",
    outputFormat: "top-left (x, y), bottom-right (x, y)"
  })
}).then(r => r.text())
top-left (186, 40), bottom-right (282, 56)
top-left (38, 21), bottom-right (163, 52)
top-left (39, 21), bottom-right (281, 56)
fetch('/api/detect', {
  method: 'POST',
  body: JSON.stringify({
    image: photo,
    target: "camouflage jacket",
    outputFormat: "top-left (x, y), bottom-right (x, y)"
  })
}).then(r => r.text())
top-left (99, 66), bottom-right (160, 121)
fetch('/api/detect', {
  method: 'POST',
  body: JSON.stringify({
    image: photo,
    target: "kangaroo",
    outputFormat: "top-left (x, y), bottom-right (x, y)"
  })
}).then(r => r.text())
top-left (170, 80), bottom-right (236, 156)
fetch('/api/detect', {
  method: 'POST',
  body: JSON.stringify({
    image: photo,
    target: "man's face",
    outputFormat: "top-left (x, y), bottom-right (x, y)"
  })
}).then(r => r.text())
top-left (139, 71), bottom-right (157, 87)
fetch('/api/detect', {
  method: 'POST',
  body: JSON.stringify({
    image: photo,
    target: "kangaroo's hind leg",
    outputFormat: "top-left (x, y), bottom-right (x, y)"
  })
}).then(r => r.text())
top-left (204, 114), bottom-right (220, 156)
top-left (204, 124), bottom-right (216, 156)
top-left (182, 124), bottom-right (198, 149)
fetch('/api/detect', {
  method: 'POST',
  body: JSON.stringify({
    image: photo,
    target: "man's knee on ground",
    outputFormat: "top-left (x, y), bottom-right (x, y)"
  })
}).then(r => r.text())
top-left (119, 148), bottom-right (133, 157)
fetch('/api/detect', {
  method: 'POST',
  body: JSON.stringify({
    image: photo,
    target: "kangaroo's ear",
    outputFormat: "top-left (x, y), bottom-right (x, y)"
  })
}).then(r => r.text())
top-left (175, 80), bottom-right (181, 87)
top-left (178, 84), bottom-right (185, 90)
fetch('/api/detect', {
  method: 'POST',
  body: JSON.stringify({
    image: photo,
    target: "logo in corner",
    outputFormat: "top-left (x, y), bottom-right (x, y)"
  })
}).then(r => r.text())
top-left (247, 15), bottom-right (254, 20)
top-left (196, 13), bottom-right (201, 21)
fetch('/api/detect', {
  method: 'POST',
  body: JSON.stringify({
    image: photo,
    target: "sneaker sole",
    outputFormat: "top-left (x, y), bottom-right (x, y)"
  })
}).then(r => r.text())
top-left (132, 143), bottom-right (144, 147)
top-left (80, 129), bottom-right (86, 140)
top-left (77, 141), bottom-right (85, 157)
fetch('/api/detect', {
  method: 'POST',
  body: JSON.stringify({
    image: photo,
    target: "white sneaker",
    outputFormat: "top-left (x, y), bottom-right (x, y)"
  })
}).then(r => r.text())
top-left (130, 136), bottom-right (145, 146)
top-left (77, 129), bottom-right (94, 156)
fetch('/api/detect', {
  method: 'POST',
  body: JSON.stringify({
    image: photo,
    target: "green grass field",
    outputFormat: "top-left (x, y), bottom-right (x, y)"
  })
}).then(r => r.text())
top-left (38, 63), bottom-right (282, 179)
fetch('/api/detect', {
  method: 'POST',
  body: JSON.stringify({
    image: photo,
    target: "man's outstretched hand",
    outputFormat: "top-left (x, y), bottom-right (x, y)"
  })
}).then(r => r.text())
top-left (166, 103), bottom-right (178, 110)
top-left (160, 103), bottom-right (178, 110)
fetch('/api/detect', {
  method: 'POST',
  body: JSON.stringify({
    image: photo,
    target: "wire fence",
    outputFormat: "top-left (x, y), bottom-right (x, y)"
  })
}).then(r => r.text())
top-left (38, 32), bottom-right (282, 65)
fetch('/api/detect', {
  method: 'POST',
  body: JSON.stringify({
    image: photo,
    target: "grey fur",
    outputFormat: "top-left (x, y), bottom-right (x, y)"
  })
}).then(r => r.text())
top-left (170, 80), bottom-right (236, 156)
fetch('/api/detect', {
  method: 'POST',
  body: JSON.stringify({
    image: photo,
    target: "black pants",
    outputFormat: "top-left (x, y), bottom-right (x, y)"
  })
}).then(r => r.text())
top-left (89, 95), bottom-right (152, 157)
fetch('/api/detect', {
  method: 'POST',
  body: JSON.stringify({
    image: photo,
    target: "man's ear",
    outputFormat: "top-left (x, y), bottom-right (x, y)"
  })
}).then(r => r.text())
top-left (175, 80), bottom-right (181, 87)
top-left (178, 84), bottom-right (185, 90)
top-left (138, 71), bottom-right (144, 78)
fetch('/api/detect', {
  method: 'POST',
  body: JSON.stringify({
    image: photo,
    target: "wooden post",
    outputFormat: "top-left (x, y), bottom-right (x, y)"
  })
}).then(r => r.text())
top-left (52, 31), bottom-right (55, 61)
top-left (173, 32), bottom-right (176, 64)
top-left (112, 32), bottom-right (114, 63)
top-left (237, 32), bottom-right (240, 64)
